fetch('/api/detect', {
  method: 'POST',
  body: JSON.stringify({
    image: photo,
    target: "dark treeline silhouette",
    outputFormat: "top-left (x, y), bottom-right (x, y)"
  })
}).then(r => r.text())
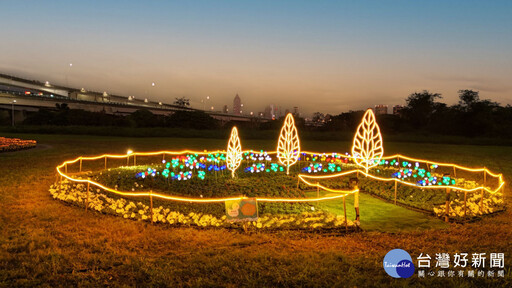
top-left (22, 106), bottom-right (219, 130)
top-left (322, 90), bottom-right (512, 139)
top-left (5, 89), bottom-right (512, 139)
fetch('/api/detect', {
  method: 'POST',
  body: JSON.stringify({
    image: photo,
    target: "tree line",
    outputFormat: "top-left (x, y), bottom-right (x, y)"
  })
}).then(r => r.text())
top-left (3, 89), bottom-right (511, 139)
top-left (321, 90), bottom-right (512, 139)
top-left (20, 105), bottom-right (219, 130)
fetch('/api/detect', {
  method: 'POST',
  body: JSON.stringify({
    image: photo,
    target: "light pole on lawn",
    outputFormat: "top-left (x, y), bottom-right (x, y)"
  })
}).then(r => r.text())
top-left (11, 100), bottom-right (16, 126)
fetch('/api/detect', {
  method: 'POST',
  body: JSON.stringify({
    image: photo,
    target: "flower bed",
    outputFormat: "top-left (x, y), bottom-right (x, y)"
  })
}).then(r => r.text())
top-left (433, 192), bottom-right (504, 219)
top-left (90, 167), bottom-right (326, 216)
top-left (0, 137), bottom-right (36, 152)
top-left (358, 177), bottom-right (505, 220)
top-left (53, 148), bottom-right (504, 229)
top-left (49, 180), bottom-right (354, 231)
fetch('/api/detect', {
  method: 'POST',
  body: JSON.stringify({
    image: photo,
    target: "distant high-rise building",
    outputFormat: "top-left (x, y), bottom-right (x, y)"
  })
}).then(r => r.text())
top-left (223, 105), bottom-right (229, 114)
top-left (393, 105), bottom-right (403, 115)
top-left (264, 105), bottom-right (276, 119)
top-left (233, 94), bottom-right (241, 115)
top-left (374, 105), bottom-right (388, 115)
top-left (293, 106), bottom-right (299, 116)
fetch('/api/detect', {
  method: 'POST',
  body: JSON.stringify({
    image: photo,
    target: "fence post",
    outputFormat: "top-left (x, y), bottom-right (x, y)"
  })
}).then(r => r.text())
top-left (445, 188), bottom-right (450, 222)
top-left (354, 187), bottom-right (360, 231)
top-left (150, 191), bottom-right (153, 224)
top-left (65, 164), bottom-right (67, 174)
top-left (126, 155), bottom-right (129, 166)
top-left (464, 190), bottom-right (467, 219)
top-left (343, 196), bottom-right (347, 233)
top-left (453, 166), bottom-right (456, 178)
top-left (57, 173), bottom-right (60, 193)
top-left (86, 180), bottom-right (90, 211)
top-left (394, 180), bottom-right (397, 205)
top-left (480, 170), bottom-right (486, 211)
top-left (79, 157), bottom-right (82, 172)
top-left (134, 155), bottom-right (137, 166)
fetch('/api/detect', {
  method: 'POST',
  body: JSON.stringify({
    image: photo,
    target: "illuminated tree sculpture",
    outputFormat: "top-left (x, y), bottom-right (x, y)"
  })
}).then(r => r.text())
top-left (277, 113), bottom-right (301, 175)
top-left (351, 109), bottom-right (384, 173)
top-left (226, 126), bottom-right (243, 178)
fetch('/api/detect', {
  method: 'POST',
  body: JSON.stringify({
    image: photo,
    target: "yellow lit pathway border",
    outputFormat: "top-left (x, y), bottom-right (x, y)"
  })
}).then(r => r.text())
top-left (56, 149), bottom-right (504, 205)
top-left (56, 150), bottom-right (357, 203)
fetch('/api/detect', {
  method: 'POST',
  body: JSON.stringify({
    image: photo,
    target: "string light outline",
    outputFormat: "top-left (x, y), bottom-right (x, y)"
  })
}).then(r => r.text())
top-left (352, 109), bottom-right (384, 173)
top-left (277, 113), bottom-right (301, 175)
top-left (226, 126), bottom-right (243, 178)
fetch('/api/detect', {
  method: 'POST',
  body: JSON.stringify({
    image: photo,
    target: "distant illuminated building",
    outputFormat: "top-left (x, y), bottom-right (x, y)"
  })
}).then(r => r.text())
top-left (233, 94), bottom-right (241, 115)
top-left (374, 104), bottom-right (388, 115)
top-left (223, 105), bottom-right (229, 114)
top-left (393, 105), bottom-right (403, 115)
top-left (264, 105), bottom-right (276, 119)
top-left (293, 106), bottom-right (299, 116)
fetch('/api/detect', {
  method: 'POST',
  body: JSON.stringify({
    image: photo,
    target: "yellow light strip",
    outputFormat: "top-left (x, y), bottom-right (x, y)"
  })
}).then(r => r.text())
top-left (56, 148), bottom-right (504, 204)
top-left (257, 191), bottom-right (356, 202)
top-left (56, 164), bottom-right (356, 203)
top-left (65, 149), bottom-right (505, 178)
top-left (298, 169), bottom-right (504, 194)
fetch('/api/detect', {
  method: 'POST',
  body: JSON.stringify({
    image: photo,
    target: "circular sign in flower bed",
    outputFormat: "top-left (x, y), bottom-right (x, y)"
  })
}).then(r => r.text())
top-left (51, 111), bottom-right (505, 232)
top-left (0, 137), bottom-right (36, 152)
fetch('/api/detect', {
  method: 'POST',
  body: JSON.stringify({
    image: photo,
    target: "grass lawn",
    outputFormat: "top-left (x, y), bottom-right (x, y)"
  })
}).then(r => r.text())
top-left (0, 132), bottom-right (511, 287)
top-left (307, 191), bottom-right (449, 233)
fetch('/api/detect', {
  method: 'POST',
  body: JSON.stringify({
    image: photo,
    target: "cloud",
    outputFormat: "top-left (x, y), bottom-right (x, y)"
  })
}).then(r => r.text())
top-left (425, 74), bottom-right (511, 93)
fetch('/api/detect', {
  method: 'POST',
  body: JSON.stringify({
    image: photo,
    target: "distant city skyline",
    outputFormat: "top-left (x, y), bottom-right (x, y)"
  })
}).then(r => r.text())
top-left (1, 1), bottom-right (511, 116)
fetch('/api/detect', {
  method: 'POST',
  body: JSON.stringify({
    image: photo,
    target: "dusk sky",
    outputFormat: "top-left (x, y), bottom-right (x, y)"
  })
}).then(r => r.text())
top-left (1, 1), bottom-right (511, 116)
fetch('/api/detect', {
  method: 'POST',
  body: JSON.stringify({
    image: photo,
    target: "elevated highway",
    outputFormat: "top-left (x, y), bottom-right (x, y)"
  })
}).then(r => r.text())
top-left (0, 73), bottom-right (267, 124)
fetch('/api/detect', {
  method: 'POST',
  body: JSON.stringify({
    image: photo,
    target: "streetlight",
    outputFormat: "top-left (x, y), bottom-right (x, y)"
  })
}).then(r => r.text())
top-left (65, 63), bottom-right (73, 86)
top-left (11, 100), bottom-right (16, 126)
top-left (202, 96), bottom-right (210, 110)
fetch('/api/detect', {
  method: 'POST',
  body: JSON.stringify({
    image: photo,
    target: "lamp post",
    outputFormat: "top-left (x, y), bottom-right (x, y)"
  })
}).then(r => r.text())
top-left (11, 100), bottom-right (16, 126)
top-left (65, 63), bottom-right (72, 86)
top-left (202, 96), bottom-right (210, 110)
